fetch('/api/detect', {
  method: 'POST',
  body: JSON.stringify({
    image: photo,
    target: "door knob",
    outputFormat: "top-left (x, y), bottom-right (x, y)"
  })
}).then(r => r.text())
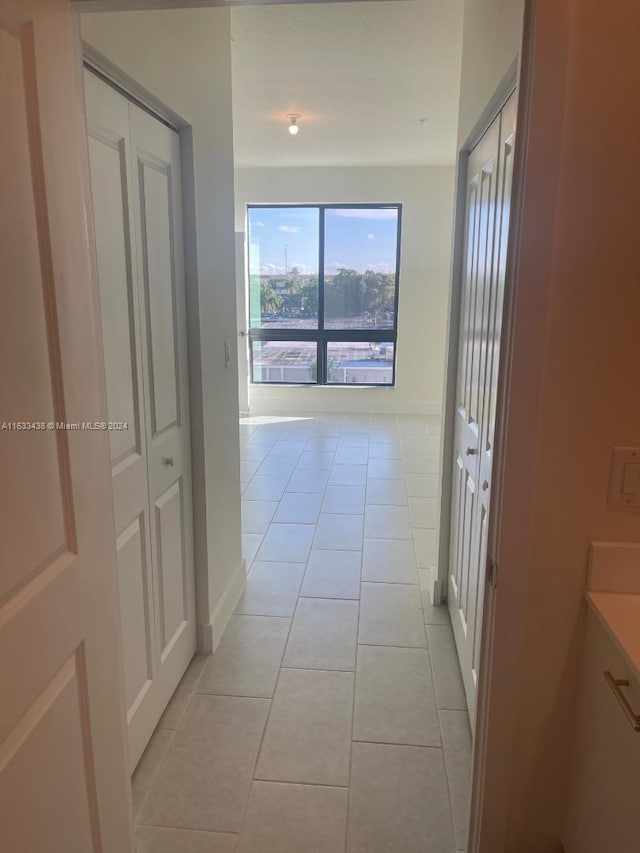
top-left (238, 330), bottom-right (246, 337)
top-left (162, 456), bottom-right (174, 467)
top-left (482, 479), bottom-right (489, 491)
top-left (466, 447), bottom-right (477, 456)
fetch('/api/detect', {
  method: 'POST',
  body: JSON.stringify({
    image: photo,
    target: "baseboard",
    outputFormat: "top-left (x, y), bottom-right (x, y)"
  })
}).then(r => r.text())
top-left (431, 575), bottom-right (445, 606)
top-left (197, 558), bottom-right (247, 654)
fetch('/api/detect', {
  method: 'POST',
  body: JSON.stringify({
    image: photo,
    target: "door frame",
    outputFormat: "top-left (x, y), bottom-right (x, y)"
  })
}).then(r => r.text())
top-left (435, 64), bottom-right (520, 606)
top-left (436, 2), bottom-right (538, 851)
top-left (73, 1), bottom-right (553, 849)
top-left (80, 41), bottom-right (212, 655)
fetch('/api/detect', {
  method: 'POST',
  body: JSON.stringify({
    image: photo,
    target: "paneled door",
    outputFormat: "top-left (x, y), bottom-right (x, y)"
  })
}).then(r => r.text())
top-left (85, 70), bottom-right (196, 770)
top-left (0, 1), bottom-right (133, 850)
top-left (449, 92), bottom-right (517, 726)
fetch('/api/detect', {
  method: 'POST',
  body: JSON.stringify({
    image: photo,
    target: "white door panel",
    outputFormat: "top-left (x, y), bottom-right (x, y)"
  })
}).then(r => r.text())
top-left (116, 517), bottom-right (154, 716)
top-left (87, 130), bottom-right (140, 465)
top-left (129, 101), bottom-right (196, 712)
top-left (138, 158), bottom-right (180, 436)
top-left (0, 2), bottom-right (132, 849)
top-left (449, 91), bottom-right (518, 725)
top-left (154, 481), bottom-right (188, 654)
top-left (85, 71), bottom-right (196, 770)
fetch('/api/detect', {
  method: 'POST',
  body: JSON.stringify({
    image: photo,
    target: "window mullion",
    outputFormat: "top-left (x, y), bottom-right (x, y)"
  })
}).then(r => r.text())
top-left (318, 206), bottom-right (325, 382)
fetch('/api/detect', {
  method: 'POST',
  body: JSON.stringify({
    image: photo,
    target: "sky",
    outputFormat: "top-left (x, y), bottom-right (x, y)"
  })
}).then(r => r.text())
top-left (248, 206), bottom-right (399, 276)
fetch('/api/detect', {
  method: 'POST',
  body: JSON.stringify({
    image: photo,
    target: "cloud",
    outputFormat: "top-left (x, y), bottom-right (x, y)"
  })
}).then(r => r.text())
top-left (366, 262), bottom-right (395, 273)
top-left (330, 208), bottom-right (398, 220)
top-left (278, 225), bottom-right (302, 233)
top-left (367, 233), bottom-right (375, 240)
top-left (254, 221), bottom-right (265, 227)
top-left (260, 262), bottom-right (282, 274)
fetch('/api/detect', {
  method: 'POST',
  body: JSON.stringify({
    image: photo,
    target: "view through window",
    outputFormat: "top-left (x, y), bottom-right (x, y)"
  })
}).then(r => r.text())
top-left (247, 204), bottom-right (401, 385)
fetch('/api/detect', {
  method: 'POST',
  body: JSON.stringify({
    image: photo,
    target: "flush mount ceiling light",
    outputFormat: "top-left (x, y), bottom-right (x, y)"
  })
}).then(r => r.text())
top-left (287, 114), bottom-right (301, 135)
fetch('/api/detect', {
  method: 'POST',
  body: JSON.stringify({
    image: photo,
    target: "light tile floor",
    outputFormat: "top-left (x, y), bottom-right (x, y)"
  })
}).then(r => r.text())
top-left (133, 413), bottom-right (471, 853)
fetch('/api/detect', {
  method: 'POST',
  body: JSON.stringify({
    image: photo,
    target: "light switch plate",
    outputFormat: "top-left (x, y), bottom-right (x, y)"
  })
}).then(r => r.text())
top-left (608, 447), bottom-right (640, 510)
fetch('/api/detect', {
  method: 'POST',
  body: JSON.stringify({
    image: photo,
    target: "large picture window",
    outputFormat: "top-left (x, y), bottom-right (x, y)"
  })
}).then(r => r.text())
top-left (247, 204), bottom-right (401, 386)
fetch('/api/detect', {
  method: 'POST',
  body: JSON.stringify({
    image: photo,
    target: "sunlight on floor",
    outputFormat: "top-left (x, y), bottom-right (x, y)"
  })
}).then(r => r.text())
top-left (133, 411), bottom-right (471, 853)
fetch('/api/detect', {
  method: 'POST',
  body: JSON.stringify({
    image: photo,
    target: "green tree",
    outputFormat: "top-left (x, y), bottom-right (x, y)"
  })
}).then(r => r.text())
top-left (260, 281), bottom-right (281, 315)
top-left (300, 278), bottom-right (319, 317)
top-left (325, 268), bottom-right (365, 321)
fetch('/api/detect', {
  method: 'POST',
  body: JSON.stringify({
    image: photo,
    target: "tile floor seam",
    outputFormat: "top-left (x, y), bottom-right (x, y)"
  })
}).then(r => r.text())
top-left (356, 640), bottom-right (427, 649)
top-left (280, 665), bottom-right (357, 674)
top-left (235, 591), bottom-right (300, 840)
top-left (136, 824), bottom-right (240, 840)
top-left (250, 777), bottom-right (350, 790)
top-left (352, 738), bottom-right (445, 751)
top-left (298, 593), bottom-right (359, 601)
top-left (437, 718), bottom-right (460, 847)
top-left (344, 581), bottom-right (363, 853)
top-left (242, 496), bottom-right (323, 783)
top-left (134, 729), bottom-right (176, 823)
top-left (424, 605), bottom-right (461, 846)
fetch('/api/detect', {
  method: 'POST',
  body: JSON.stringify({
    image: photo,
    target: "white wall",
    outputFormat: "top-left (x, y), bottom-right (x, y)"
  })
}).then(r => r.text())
top-left (81, 9), bottom-right (244, 652)
top-left (234, 166), bottom-right (456, 415)
top-left (457, 0), bottom-right (525, 145)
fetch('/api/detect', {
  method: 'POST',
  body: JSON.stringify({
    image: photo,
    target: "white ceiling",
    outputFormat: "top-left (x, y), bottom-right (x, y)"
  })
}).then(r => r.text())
top-left (231, 0), bottom-right (464, 168)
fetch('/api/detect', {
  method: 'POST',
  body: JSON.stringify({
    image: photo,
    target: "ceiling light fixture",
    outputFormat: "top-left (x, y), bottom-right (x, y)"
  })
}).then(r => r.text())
top-left (287, 114), bottom-right (301, 136)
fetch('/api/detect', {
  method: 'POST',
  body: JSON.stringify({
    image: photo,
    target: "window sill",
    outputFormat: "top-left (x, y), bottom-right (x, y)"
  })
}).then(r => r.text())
top-left (250, 383), bottom-right (396, 390)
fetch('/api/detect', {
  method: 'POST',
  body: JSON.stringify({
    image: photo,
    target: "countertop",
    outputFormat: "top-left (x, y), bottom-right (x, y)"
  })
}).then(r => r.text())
top-left (586, 591), bottom-right (640, 685)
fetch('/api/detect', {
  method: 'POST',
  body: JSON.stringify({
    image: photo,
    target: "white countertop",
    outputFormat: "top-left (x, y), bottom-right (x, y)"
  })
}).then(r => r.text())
top-left (586, 591), bottom-right (640, 685)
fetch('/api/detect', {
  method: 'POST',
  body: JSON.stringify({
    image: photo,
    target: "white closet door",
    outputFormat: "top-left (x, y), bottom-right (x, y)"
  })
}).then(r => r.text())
top-left (0, 4), bottom-right (132, 850)
top-left (448, 92), bottom-right (517, 725)
top-left (85, 71), bottom-right (196, 770)
top-left (128, 101), bottom-right (196, 756)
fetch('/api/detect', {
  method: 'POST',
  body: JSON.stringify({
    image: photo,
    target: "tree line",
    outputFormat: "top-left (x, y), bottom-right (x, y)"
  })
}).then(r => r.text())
top-left (258, 268), bottom-right (396, 321)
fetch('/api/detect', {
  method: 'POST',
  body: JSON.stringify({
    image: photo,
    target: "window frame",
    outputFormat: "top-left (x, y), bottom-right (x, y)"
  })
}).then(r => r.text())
top-left (247, 203), bottom-right (403, 387)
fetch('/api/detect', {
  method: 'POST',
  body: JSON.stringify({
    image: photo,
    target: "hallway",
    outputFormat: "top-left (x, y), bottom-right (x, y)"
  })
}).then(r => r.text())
top-left (132, 413), bottom-right (471, 853)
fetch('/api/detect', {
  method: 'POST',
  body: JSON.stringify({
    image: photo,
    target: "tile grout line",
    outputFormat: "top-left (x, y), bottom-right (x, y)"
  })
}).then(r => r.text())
top-left (135, 652), bottom-right (211, 830)
top-left (239, 427), bottom-right (332, 840)
top-left (236, 557), bottom-right (301, 839)
top-left (237, 414), bottom-right (451, 850)
top-left (426, 607), bottom-right (461, 848)
top-left (133, 728), bottom-right (176, 828)
top-left (344, 469), bottom-right (367, 853)
top-left (352, 738), bottom-right (445, 750)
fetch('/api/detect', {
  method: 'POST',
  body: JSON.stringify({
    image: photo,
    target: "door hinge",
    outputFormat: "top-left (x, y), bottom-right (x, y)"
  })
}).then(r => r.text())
top-left (488, 558), bottom-right (498, 589)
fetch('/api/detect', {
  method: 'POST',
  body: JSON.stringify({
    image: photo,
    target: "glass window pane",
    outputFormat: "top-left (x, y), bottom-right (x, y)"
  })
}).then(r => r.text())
top-left (251, 340), bottom-right (318, 384)
top-left (248, 207), bottom-right (319, 330)
top-left (323, 207), bottom-right (399, 330)
top-left (326, 341), bottom-right (395, 386)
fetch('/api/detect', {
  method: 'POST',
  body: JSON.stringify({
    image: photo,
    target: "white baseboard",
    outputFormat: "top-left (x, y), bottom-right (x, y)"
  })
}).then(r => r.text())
top-left (431, 575), bottom-right (445, 606)
top-left (197, 558), bottom-right (247, 654)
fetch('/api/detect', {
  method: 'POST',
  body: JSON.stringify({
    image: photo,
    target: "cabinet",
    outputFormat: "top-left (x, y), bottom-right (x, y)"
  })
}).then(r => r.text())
top-left (563, 609), bottom-right (640, 852)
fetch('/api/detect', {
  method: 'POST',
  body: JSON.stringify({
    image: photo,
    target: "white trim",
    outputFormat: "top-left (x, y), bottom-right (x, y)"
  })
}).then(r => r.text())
top-left (83, 44), bottom-right (186, 130)
top-left (198, 559), bottom-right (247, 654)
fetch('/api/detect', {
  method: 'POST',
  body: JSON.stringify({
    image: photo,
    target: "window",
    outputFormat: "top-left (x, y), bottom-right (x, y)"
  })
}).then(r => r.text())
top-left (247, 204), bottom-right (401, 386)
